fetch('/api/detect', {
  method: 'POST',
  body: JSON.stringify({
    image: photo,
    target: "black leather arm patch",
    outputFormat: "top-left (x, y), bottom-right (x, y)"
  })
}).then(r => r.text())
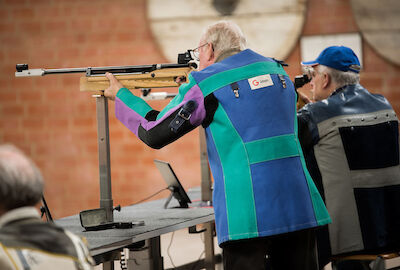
top-left (169, 100), bottom-right (198, 133)
top-left (138, 94), bottom-right (218, 148)
top-left (138, 107), bottom-right (197, 149)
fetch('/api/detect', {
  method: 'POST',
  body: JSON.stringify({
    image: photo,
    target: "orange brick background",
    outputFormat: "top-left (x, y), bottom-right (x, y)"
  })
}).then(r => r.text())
top-left (1, 0), bottom-right (399, 218)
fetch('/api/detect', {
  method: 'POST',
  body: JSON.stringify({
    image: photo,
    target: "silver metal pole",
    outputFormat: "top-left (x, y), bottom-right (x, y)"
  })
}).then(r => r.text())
top-left (96, 96), bottom-right (114, 222)
top-left (199, 128), bottom-right (215, 270)
top-left (203, 222), bottom-right (216, 270)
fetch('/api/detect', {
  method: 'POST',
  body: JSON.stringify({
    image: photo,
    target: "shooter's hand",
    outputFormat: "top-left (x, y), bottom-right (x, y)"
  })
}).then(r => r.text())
top-left (104, 72), bottom-right (124, 101)
top-left (175, 76), bottom-right (187, 86)
top-left (298, 91), bottom-right (312, 104)
top-left (297, 91), bottom-right (312, 110)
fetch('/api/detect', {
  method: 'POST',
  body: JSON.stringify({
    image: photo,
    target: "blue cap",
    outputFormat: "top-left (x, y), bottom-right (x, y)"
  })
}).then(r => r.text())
top-left (301, 46), bottom-right (361, 73)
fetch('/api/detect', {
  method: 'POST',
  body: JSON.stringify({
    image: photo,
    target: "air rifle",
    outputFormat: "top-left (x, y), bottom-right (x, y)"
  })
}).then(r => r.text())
top-left (15, 50), bottom-right (197, 96)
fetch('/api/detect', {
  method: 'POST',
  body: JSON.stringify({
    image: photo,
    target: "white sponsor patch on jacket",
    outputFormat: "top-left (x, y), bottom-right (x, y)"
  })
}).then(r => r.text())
top-left (248, 74), bottom-right (273, 90)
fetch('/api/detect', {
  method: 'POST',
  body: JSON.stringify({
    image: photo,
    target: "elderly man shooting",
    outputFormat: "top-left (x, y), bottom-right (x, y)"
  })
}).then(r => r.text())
top-left (297, 46), bottom-right (400, 270)
top-left (105, 21), bottom-right (330, 270)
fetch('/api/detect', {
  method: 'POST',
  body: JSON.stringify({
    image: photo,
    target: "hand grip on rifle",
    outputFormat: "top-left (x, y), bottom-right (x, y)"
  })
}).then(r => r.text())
top-left (104, 73), bottom-right (123, 101)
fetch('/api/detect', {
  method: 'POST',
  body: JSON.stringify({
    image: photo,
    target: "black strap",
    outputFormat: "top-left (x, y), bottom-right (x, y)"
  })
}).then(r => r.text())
top-left (169, 100), bottom-right (198, 133)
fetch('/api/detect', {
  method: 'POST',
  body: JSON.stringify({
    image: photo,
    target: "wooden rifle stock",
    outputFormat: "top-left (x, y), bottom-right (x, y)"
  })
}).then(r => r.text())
top-left (80, 66), bottom-right (195, 95)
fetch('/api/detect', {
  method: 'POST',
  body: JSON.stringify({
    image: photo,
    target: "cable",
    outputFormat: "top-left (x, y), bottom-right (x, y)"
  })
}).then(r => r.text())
top-left (191, 250), bottom-right (205, 270)
top-left (167, 231), bottom-right (177, 268)
top-left (130, 188), bottom-right (169, 205)
top-left (191, 228), bottom-right (206, 270)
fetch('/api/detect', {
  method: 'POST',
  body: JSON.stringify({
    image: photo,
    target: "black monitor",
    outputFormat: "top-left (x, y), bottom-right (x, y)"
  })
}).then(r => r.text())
top-left (154, 159), bottom-right (192, 209)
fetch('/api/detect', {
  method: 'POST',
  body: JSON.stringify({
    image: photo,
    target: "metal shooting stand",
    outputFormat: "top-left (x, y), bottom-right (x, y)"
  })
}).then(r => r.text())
top-left (95, 95), bottom-right (115, 222)
top-left (88, 92), bottom-right (212, 227)
top-left (78, 95), bottom-right (140, 231)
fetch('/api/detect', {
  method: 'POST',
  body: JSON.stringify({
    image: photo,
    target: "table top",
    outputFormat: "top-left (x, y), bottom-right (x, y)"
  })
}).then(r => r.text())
top-left (55, 188), bottom-right (214, 258)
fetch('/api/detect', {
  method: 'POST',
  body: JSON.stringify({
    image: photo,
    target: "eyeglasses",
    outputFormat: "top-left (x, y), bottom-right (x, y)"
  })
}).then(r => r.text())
top-left (191, 43), bottom-right (209, 61)
top-left (307, 67), bottom-right (320, 79)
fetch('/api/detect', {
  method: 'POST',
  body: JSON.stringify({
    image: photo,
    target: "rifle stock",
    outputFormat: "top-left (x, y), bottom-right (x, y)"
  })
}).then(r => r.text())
top-left (80, 66), bottom-right (194, 94)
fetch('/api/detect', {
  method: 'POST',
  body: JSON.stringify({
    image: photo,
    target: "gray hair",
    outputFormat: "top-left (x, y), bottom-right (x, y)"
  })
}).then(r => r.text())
top-left (317, 65), bottom-right (360, 88)
top-left (0, 144), bottom-right (44, 211)
top-left (201, 20), bottom-right (247, 56)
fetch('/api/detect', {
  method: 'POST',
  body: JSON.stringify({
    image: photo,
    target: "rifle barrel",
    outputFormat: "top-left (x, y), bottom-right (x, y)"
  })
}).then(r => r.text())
top-left (15, 63), bottom-right (196, 77)
top-left (44, 67), bottom-right (88, 75)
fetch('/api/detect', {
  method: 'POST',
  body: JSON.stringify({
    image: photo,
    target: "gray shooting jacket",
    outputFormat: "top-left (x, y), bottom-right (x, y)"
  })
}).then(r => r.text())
top-left (297, 84), bottom-right (400, 264)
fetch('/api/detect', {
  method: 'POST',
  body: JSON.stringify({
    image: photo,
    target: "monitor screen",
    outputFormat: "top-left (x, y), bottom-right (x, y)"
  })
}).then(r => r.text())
top-left (154, 159), bottom-right (192, 208)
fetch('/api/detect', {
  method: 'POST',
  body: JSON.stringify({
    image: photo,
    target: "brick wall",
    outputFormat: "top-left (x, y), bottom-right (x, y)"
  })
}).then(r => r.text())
top-left (1, 0), bottom-right (399, 218)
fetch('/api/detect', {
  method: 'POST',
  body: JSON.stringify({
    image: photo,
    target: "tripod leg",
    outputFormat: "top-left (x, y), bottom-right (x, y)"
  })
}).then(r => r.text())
top-left (41, 195), bottom-right (53, 222)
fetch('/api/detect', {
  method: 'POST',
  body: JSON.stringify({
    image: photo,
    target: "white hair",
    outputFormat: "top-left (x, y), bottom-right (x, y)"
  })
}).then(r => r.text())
top-left (201, 20), bottom-right (247, 56)
top-left (317, 65), bottom-right (360, 88)
top-left (0, 144), bottom-right (44, 210)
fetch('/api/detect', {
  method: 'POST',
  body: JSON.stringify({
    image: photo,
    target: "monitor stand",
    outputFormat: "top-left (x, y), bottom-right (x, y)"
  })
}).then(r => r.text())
top-left (164, 186), bottom-right (189, 209)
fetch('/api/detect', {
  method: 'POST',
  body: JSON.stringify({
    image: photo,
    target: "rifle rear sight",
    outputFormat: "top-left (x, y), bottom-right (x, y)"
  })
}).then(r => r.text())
top-left (178, 50), bottom-right (194, 65)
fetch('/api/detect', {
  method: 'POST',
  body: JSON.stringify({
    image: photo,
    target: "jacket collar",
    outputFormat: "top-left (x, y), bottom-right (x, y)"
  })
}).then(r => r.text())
top-left (0, 207), bottom-right (40, 228)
